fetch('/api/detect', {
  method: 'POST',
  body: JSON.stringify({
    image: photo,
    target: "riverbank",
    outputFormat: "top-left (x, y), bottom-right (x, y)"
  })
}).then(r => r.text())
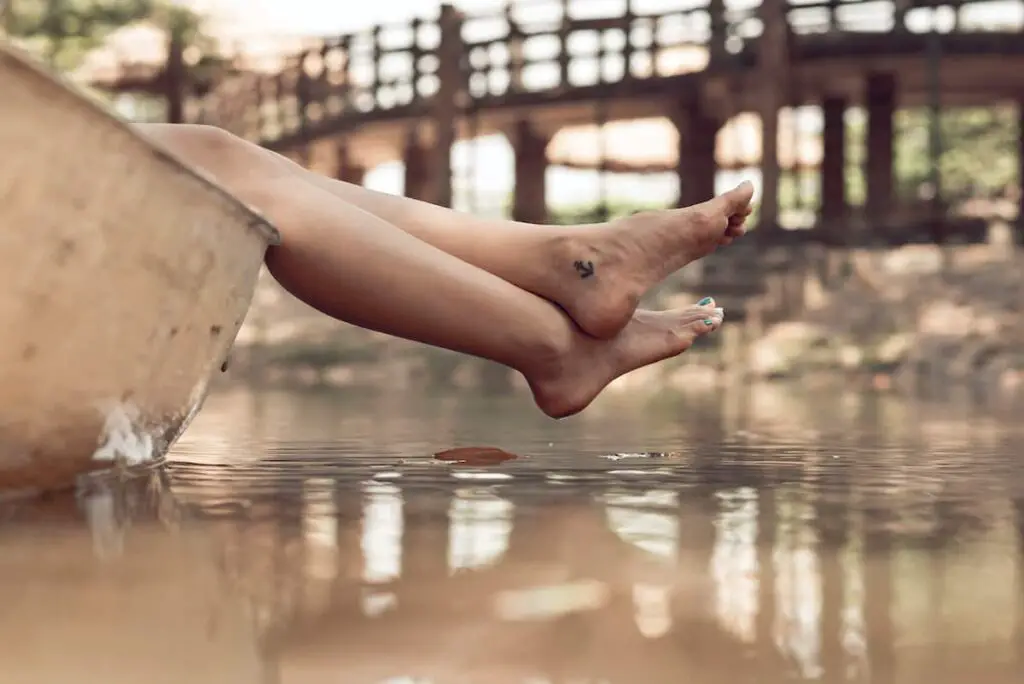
top-left (743, 238), bottom-right (1024, 397)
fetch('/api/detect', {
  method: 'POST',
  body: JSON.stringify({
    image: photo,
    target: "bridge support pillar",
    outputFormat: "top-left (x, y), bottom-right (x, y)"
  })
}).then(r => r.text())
top-left (427, 120), bottom-right (456, 208)
top-left (756, 0), bottom-right (789, 233)
top-left (400, 490), bottom-right (453, 591)
top-left (672, 102), bottom-right (718, 208)
top-left (425, 3), bottom-right (464, 209)
top-left (341, 165), bottom-right (366, 187)
top-left (865, 72), bottom-right (896, 228)
top-left (335, 144), bottom-right (366, 186)
top-left (820, 96), bottom-right (848, 240)
top-left (1018, 96), bottom-right (1024, 242)
top-left (511, 120), bottom-right (549, 223)
top-left (403, 130), bottom-right (430, 201)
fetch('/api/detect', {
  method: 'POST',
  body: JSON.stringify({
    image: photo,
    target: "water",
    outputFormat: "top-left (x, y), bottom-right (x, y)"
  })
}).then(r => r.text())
top-left (2, 385), bottom-right (1023, 683)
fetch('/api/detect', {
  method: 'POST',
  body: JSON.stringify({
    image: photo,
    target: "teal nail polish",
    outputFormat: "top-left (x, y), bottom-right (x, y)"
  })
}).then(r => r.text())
top-left (698, 297), bottom-right (713, 306)
top-left (703, 319), bottom-right (715, 326)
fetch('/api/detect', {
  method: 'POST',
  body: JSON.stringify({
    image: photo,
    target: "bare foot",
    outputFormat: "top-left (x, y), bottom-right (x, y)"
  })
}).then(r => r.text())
top-left (541, 182), bottom-right (754, 339)
top-left (525, 298), bottom-right (725, 419)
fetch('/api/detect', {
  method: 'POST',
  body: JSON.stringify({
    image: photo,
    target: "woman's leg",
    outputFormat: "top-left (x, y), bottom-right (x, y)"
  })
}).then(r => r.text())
top-left (141, 124), bottom-right (752, 340)
top-left (148, 134), bottom-right (725, 417)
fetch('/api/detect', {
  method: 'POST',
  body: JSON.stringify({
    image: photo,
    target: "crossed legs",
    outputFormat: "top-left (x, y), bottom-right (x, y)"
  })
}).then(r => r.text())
top-left (139, 124), bottom-right (754, 417)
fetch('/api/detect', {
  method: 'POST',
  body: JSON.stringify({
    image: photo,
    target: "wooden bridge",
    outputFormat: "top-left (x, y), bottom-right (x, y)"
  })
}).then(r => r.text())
top-left (93, 0), bottom-right (1024, 237)
top-left (168, 0), bottom-right (1024, 232)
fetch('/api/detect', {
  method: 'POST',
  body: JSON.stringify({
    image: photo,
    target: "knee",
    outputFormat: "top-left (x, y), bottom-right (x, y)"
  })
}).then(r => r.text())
top-left (140, 124), bottom-right (294, 216)
top-left (142, 124), bottom-right (252, 175)
top-left (176, 124), bottom-right (240, 154)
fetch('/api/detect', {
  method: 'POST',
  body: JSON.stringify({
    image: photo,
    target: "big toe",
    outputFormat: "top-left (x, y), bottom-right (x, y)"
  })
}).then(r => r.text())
top-left (709, 181), bottom-right (755, 217)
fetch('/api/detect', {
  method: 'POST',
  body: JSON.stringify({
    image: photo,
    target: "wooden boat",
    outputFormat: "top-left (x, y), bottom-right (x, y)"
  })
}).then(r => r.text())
top-left (0, 41), bottom-right (279, 493)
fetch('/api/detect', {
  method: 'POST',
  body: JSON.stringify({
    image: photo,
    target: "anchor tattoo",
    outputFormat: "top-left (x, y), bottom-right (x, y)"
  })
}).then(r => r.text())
top-left (573, 260), bottom-right (595, 279)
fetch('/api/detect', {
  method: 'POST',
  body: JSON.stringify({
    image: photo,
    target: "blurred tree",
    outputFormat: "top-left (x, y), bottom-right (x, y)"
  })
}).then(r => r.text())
top-left (3, 1), bottom-right (215, 71)
top-left (5, 0), bottom-right (221, 122)
top-left (837, 105), bottom-right (1017, 211)
top-left (154, 2), bottom-right (216, 122)
top-left (155, 0), bottom-right (217, 64)
top-left (4, 0), bottom-right (155, 69)
top-left (895, 106), bottom-right (1019, 205)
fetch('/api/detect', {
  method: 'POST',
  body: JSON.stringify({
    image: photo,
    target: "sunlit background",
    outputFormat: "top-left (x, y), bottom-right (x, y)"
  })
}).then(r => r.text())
top-left (53, 0), bottom-right (1024, 220)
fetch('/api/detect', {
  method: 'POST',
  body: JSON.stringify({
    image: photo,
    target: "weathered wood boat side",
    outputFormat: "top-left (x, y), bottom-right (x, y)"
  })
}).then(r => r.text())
top-left (0, 42), bottom-right (279, 492)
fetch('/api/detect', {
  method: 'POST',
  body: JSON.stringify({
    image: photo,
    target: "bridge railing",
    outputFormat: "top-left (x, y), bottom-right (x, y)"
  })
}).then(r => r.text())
top-left (187, 0), bottom-right (1024, 145)
top-left (188, 21), bottom-right (433, 141)
top-left (190, 0), bottom-right (731, 143)
top-left (461, 1), bottom-right (723, 102)
top-left (782, 0), bottom-right (1024, 35)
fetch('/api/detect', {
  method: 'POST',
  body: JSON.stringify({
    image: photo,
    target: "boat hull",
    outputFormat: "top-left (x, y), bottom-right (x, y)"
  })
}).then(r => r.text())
top-left (0, 43), bottom-right (278, 492)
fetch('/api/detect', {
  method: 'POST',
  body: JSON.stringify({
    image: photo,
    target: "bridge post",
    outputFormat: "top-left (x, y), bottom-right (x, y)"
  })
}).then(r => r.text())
top-left (505, 6), bottom-right (525, 93)
top-left (1018, 95), bottom-right (1024, 243)
top-left (893, 0), bottom-right (909, 31)
top-left (510, 120), bottom-right (550, 224)
top-left (865, 72), bottom-right (896, 230)
top-left (708, 0), bottom-right (727, 64)
top-left (756, 0), bottom-right (789, 232)
top-left (164, 28), bottom-right (186, 123)
top-left (427, 4), bottom-right (466, 208)
top-left (820, 96), bottom-right (848, 240)
top-left (671, 97), bottom-right (718, 208)
top-left (403, 128), bottom-right (430, 201)
top-left (334, 143), bottom-right (365, 187)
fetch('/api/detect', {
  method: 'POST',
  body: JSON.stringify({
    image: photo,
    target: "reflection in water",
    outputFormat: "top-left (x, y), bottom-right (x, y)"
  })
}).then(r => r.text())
top-left (0, 467), bottom-right (264, 684)
top-left (841, 505), bottom-right (869, 681)
top-left (603, 489), bottom-right (678, 559)
top-left (603, 489), bottom-right (678, 638)
top-left (711, 487), bottom-right (758, 645)
top-left (448, 488), bottom-right (512, 573)
top-left (83, 484), bottom-right (125, 559)
top-left (303, 477), bottom-right (339, 579)
top-left (774, 491), bottom-right (824, 679)
top-left (3, 387), bottom-right (1024, 682)
top-left (362, 481), bottom-right (403, 585)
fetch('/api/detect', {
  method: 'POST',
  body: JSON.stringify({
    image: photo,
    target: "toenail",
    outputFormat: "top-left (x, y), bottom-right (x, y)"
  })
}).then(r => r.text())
top-left (703, 319), bottom-right (715, 326)
top-left (698, 297), bottom-right (713, 306)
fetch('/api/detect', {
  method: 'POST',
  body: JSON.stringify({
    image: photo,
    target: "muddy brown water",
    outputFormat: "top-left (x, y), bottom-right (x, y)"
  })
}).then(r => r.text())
top-left (1, 385), bottom-right (1023, 683)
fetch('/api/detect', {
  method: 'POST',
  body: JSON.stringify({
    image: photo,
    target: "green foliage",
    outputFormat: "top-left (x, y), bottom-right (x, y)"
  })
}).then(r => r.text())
top-left (5, 0), bottom-right (210, 72)
top-left (845, 109), bottom-right (867, 206)
top-left (895, 105), bottom-right (1019, 203)
top-left (845, 104), bottom-right (1019, 207)
top-left (5, 0), bottom-right (154, 68)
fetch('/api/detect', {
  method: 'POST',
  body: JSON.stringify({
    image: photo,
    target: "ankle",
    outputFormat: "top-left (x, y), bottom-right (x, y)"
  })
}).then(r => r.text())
top-left (519, 320), bottom-right (601, 419)
top-left (523, 315), bottom-right (576, 377)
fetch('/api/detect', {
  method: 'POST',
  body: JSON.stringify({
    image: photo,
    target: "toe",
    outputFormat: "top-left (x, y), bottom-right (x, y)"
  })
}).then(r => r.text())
top-left (726, 212), bottom-right (750, 236)
top-left (625, 304), bottom-right (726, 369)
top-left (678, 302), bottom-right (725, 335)
top-left (719, 204), bottom-right (752, 243)
top-left (707, 181), bottom-right (755, 217)
top-left (671, 310), bottom-right (723, 351)
top-left (704, 306), bottom-right (725, 330)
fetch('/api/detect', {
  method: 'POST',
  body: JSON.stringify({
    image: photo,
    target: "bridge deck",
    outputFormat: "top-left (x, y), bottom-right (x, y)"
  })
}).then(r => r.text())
top-left (178, 0), bottom-right (1024, 161)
